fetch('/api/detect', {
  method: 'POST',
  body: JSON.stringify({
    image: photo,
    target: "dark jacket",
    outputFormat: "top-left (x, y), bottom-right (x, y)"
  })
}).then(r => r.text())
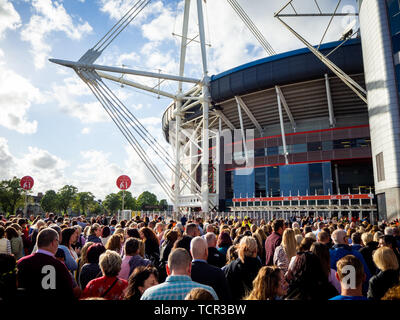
top-left (128, 254), bottom-right (151, 276)
top-left (79, 262), bottom-right (101, 290)
top-left (359, 241), bottom-right (378, 276)
top-left (191, 260), bottom-right (231, 300)
top-left (87, 235), bottom-right (102, 244)
top-left (265, 232), bottom-right (282, 266)
top-left (224, 256), bottom-right (262, 300)
top-left (207, 247), bottom-right (226, 268)
top-left (367, 269), bottom-right (400, 300)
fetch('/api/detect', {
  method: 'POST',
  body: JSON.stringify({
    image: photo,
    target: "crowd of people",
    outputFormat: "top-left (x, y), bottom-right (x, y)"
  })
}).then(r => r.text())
top-left (0, 211), bottom-right (400, 301)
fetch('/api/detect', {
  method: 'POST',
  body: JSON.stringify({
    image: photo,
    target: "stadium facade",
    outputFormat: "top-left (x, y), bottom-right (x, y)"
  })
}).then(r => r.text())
top-left (161, 0), bottom-right (400, 221)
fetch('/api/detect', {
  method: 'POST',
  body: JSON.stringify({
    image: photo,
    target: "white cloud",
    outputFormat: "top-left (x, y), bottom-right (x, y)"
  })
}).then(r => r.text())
top-left (0, 50), bottom-right (44, 134)
top-left (0, 138), bottom-right (70, 194)
top-left (20, 0), bottom-right (93, 69)
top-left (51, 76), bottom-right (110, 123)
top-left (0, 0), bottom-right (21, 39)
top-left (81, 127), bottom-right (90, 134)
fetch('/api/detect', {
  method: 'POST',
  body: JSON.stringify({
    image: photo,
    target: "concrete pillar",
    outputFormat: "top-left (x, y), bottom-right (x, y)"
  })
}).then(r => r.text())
top-left (358, 0), bottom-right (400, 221)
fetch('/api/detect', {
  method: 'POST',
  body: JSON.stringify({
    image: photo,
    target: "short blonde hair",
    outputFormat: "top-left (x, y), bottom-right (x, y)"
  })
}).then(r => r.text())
top-left (361, 232), bottom-right (373, 246)
top-left (238, 236), bottom-right (257, 262)
top-left (373, 231), bottom-right (383, 242)
top-left (373, 246), bottom-right (399, 271)
top-left (99, 250), bottom-right (122, 277)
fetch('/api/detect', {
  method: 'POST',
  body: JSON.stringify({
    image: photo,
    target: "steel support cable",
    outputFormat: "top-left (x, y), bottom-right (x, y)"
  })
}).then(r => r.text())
top-left (317, 0), bottom-right (341, 50)
top-left (228, 0), bottom-right (275, 55)
top-left (314, 0), bottom-right (323, 14)
top-left (276, 17), bottom-right (367, 103)
top-left (87, 81), bottom-right (175, 200)
top-left (92, 0), bottom-right (144, 51)
top-left (99, 81), bottom-right (203, 193)
top-left (100, 80), bottom-right (177, 164)
top-left (98, 80), bottom-right (177, 173)
top-left (227, 0), bottom-right (276, 56)
top-left (95, 0), bottom-right (152, 52)
top-left (96, 80), bottom-right (204, 200)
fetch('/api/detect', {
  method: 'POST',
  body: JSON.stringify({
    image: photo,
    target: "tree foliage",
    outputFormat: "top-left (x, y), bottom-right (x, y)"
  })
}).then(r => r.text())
top-left (57, 185), bottom-right (78, 214)
top-left (40, 190), bottom-right (59, 213)
top-left (0, 177), bottom-right (24, 215)
top-left (137, 191), bottom-right (158, 210)
top-left (103, 193), bottom-right (121, 214)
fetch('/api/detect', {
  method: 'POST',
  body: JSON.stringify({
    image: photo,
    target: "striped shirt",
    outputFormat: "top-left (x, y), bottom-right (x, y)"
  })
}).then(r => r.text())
top-left (140, 275), bottom-right (219, 300)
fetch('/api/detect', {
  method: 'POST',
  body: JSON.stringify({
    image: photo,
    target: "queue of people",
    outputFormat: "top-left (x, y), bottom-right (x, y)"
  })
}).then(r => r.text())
top-left (0, 212), bottom-right (400, 301)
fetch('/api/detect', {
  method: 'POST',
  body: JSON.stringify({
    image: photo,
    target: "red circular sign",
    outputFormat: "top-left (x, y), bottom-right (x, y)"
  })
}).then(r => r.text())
top-left (116, 175), bottom-right (131, 190)
top-left (20, 176), bottom-right (34, 190)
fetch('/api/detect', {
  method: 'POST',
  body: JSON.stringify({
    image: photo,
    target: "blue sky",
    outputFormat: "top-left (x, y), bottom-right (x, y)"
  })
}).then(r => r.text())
top-left (0, 0), bottom-right (358, 202)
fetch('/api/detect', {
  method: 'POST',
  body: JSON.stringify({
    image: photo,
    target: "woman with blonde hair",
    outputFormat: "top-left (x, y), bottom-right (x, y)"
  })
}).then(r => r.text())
top-left (244, 266), bottom-right (288, 300)
top-left (368, 246), bottom-right (400, 300)
top-left (273, 228), bottom-right (296, 273)
top-left (224, 236), bottom-right (262, 300)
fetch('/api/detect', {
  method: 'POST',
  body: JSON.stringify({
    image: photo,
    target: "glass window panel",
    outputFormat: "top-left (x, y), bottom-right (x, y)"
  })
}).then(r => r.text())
top-left (291, 143), bottom-right (307, 153)
top-left (267, 166), bottom-right (280, 196)
top-left (255, 168), bottom-right (266, 197)
top-left (266, 146), bottom-right (278, 155)
top-left (254, 148), bottom-right (265, 157)
top-left (322, 140), bottom-right (333, 150)
top-left (307, 141), bottom-right (322, 151)
top-left (309, 163), bottom-right (323, 195)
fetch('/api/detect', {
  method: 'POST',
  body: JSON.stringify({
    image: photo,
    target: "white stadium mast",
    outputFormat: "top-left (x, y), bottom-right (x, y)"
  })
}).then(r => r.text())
top-left (49, 0), bottom-right (279, 216)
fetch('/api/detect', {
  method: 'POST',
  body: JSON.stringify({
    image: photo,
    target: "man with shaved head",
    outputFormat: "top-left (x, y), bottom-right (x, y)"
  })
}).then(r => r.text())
top-left (205, 232), bottom-right (226, 268)
top-left (190, 236), bottom-right (231, 300)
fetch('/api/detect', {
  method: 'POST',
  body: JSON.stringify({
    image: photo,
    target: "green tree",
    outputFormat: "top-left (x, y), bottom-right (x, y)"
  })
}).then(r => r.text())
top-left (75, 192), bottom-right (95, 215)
top-left (137, 191), bottom-right (158, 210)
top-left (57, 185), bottom-right (78, 214)
top-left (159, 199), bottom-right (168, 210)
top-left (117, 191), bottom-right (137, 210)
top-left (0, 177), bottom-right (24, 215)
top-left (40, 190), bottom-right (59, 213)
top-left (88, 200), bottom-right (103, 215)
top-left (103, 193), bottom-right (121, 214)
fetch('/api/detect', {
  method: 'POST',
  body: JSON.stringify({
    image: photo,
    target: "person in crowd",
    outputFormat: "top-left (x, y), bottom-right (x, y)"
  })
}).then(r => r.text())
top-left (5, 226), bottom-right (24, 260)
top-left (79, 243), bottom-right (106, 290)
top-left (0, 253), bottom-right (17, 300)
top-left (265, 219), bottom-right (284, 266)
top-left (330, 255), bottom-right (368, 300)
top-left (119, 237), bottom-right (144, 280)
top-left (128, 238), bottom-right (152, 277)
top-left (313, 222), bottom-right (325, 238)
top-left (368, 246), bottom-right (400, 300)
top-left (105, 233), bottom-right (124, 255)
top-left (17, 228), bottom-right (75, 300)
top-left (378, 234), bottom-right (400, 265)
top-left (59, 227), bottom-right (79, 274)
top-left (351, 232), bottom-right (363, 251)
top-left (100, 226), bottom-right (111, 246)
top-left (81, 250), bottom-right (128, 300)
top-left (141, 248), bottom-right (218, 300)
top-left (224, 236), bottom-right (262, 300)
top-left (28, 219), bottom-right (46, 253)
top-left (217, 231), bottom-right (233, 257)
top-left (329, 229), bottom-right (371, 293)
top-left (185, 287), bottom-right (215, 300)
top-left (310, 242), bottom-right (341, 294)
top-left (140, 227), bottom-right (160, 264)
top-left (159, 230), bottom-right (179, 283)
top-left (87, 223), bottom-right (102, 243)
top-left (244, 266), bottom-right (288, 300)
top-left (285, 249), bottom-right (337, 300)
top-left (273, 228), bottom-right (296, 274)
top-left (360, 232), bottom-right (378, 276)
top-left (124, 266), bottom-right (159, 300)
top-left (155, 222), bottom-right (165, 243)
top-left (0, 226), bottom-right (11, 255)
top-left (190, 236), bottom-right (231, 300)
top-left (205, 232), bottom-right (226, 268)
top-left (382, 284), bottom-right (400, 300)
top-left (76, 241), bottom-right (94, 284)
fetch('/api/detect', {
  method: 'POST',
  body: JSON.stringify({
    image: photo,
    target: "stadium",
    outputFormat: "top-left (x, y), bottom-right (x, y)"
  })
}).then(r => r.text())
top-left (162, 38), bottom-right (375, 221)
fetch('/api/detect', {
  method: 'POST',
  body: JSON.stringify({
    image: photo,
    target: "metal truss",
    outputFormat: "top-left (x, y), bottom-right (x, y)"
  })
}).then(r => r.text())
top-left (274, 0), bottom-right (367, 104)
